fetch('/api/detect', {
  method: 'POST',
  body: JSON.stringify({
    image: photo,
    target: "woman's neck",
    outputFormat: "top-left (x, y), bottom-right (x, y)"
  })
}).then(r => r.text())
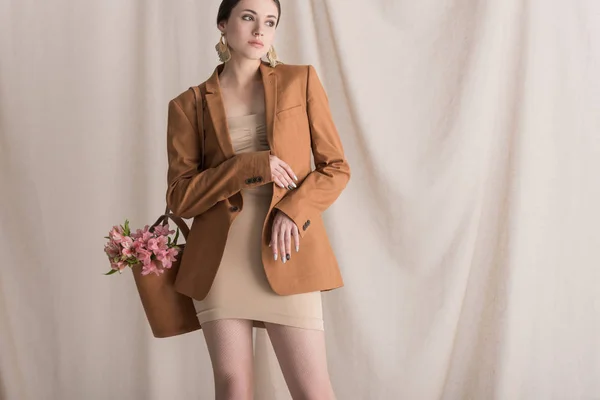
top-left (218, 58), bottom-right (262, 89)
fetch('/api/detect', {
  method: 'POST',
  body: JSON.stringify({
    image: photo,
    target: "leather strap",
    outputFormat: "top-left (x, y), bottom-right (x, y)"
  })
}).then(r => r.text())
top-left (162, 84), bottom-right (207, 217)
top-left (189, 84), bottom-right (207, 173)
top-left (150, 213), bottom-right (190, 239)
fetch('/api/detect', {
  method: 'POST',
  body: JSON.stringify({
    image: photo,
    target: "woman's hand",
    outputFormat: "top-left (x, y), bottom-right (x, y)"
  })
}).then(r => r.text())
top-left (269, 154), bottom-right (298, 190)
top-left (269, 209), bottom-right (300, 264)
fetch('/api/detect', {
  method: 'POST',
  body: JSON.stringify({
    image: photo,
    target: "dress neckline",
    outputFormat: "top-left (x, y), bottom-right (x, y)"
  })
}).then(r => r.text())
top-left (226, 112), bottom-right (265, 120)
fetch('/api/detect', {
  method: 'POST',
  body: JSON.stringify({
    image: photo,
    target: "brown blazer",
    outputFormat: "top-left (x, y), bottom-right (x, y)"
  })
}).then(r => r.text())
top-left (166, 61), bottom-right (351, 301)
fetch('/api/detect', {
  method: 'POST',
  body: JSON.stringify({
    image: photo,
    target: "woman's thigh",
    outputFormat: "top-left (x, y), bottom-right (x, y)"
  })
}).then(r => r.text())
top-left (201, 319), bottom-right (254, 397)
top-left (264, 322), bottom-right (335, 399)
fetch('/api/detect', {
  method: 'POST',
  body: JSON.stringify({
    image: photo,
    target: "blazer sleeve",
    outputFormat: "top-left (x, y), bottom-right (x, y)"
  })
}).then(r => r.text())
top-left (166, 98), bottom-right (273, 219)
top-left (273, 65), bottom-right (351, 238)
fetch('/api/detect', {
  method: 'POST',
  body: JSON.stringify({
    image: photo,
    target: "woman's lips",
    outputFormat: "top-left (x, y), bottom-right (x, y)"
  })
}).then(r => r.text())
top-left (248, 40), bottom-right (264, 48)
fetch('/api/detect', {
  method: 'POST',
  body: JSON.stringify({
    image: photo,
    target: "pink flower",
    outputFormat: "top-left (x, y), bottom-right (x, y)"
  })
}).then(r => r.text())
top-left (121, 236), bottom-right (135, 257)
top-left (131, 239), bottom-right (145, 252)
top-left (109, 225), bottom-right (125, 243)
top-left (141, 260), bottom-right (165, 276)
top-left (140, 232), bottom-right (153, 244)
top-left (111, 260), bottom-right (127, 272)
top-left (104, 241), bottom-right (121, 259)
top-left (156, 247), bottom-right (179, 269)
top-left (136, 248), bottom-right (152, 266)
top-left (154, 248), bottom-right (167, 260)
top-left (132, 225), bottom-right (151, 240)
top-left (147, 236), bottom-right (168, 253)
top-left (153, 224), bottom-right (175, 236)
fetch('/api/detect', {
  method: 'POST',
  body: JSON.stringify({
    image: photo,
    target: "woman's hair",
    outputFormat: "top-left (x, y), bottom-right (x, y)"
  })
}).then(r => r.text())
top-left (217, 0), bottom-right (281, 27)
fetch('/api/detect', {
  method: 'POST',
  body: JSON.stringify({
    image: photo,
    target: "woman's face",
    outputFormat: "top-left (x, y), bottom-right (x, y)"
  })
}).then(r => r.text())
top-left (219, 0), bottom-right (279, 61)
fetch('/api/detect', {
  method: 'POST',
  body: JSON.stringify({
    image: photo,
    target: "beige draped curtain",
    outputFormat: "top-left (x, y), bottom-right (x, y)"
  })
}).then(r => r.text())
top-left (1, 0), bottom-right (599, 398)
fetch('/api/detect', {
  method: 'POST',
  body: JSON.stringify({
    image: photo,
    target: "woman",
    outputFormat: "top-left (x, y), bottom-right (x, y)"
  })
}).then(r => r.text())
top-left (165, 0), bottom-right (350, 398)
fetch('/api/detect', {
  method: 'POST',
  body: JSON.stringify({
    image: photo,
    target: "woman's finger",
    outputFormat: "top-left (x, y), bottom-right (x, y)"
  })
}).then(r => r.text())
top-left (275, 165), bottom-right (296, 190)
top-left (275, 177), bottom-right (288, 189)
top-left (284, 225), bottom-right (292, 261)
top-left (279, 161), bottom-right (298, 182)
top-left (292, 224), bottom-right (300, 253)
top-left (271, 226), bottom-right (279, 261)
top-left (272, 171), bottom-right (286, 189)
top-left (279, 223), bottom-right (286, 264)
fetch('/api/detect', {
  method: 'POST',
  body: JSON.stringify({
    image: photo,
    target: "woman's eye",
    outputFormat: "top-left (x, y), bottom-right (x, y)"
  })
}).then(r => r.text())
top-left (266, 21), bottom-right (275, 27)
top-left (242, 15), bottom-right (254, 21)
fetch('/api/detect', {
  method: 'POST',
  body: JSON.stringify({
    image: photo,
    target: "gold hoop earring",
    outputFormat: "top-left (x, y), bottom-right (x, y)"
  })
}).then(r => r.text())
top-left (266, 45), bottom-right (281, 68)
top-left (215, 33), bottom-right (231, 63)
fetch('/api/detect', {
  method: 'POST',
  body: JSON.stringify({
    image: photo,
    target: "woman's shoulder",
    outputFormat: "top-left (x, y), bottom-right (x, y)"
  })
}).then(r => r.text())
top-left (272, 62), bottom-right (314, 79)
top-left (170, 85), bottom-right (196, 103)
top-left (167, 86), bottom-right (197, 123)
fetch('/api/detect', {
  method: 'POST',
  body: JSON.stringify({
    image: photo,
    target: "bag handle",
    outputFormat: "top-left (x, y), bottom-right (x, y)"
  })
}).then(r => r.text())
top-left (150, 213), bottom-right (190, 240)
top-left (189, 83), bottom-right (207, 173)
top-left (162, 84), bottom-right (207, 217)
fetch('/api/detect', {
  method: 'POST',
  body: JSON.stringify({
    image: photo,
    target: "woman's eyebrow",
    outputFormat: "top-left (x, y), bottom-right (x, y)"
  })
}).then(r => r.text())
top-left (241, 9), bottom-right (278, 20)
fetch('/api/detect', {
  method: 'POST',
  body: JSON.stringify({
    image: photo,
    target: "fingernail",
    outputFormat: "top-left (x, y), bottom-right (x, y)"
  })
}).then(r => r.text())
top-left (283, 257), bottom-right (286, 264)
top-left (291, 182), bottom-right (297, 188)
top-left (287, 185), bottom-right (293, 190)
top-left (274, 254), bottom-right (278, 261)
top-left (268, 243), bottom-right (271, 247)
top-left (279, 183), bottom-right (285, 188)
top-left (296, 246), bottom-right (299, 252)
top-left (286, 254), bottom-right (290, 261)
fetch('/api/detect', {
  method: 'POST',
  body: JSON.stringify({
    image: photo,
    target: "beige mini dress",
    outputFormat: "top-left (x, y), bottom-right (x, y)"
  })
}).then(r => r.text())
top-left (192, 112), bottom-right (324, 331)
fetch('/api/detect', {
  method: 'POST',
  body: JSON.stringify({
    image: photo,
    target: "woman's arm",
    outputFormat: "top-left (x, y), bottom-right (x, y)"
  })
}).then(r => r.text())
top-left (273, 65), bottom-right (351, 238)
top-left (166, 98), bottom-right (272, 219)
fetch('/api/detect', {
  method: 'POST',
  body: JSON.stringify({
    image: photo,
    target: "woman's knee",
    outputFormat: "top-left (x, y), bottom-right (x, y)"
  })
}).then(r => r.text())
top-left (213, 369), bottom-right (253, 399)
top-left (290, 376), bottom-right (335, 400)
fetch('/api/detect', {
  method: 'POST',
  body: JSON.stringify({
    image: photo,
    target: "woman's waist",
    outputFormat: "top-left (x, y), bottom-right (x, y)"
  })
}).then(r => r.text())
top-left (241, 184), bottom-right (273, 198)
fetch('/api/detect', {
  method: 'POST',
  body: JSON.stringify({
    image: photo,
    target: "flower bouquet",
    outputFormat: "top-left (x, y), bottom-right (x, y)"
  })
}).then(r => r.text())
top-left (103, 212), bottom-right (201, 338)
top-left (103, 220), bottom-right (181, 276)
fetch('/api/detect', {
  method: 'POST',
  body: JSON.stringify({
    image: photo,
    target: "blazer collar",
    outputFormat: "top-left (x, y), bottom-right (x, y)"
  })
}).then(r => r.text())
top-left (205, 62), bottom-right (277, 159)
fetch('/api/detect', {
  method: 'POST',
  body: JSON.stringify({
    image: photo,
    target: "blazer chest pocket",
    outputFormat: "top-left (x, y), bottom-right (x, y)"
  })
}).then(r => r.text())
top-left (276, 104), bottom-right (304, 121)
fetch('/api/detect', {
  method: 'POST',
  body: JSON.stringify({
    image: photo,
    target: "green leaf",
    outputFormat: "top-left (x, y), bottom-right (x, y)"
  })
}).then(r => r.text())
top-left (104, 269), bottom-right (118, 275)
top-left (123, 219), bottom-right (131, 236)
top-left (173, 228), bottom-right (180, 245)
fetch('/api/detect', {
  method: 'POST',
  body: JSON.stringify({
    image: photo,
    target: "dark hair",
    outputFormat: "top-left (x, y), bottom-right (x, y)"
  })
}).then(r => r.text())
top-left (217, 0), bottom-right (281, 27)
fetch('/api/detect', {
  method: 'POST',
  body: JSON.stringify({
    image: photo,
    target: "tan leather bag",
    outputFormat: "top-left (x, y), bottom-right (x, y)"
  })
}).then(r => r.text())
top-left (132, 212), bottom-right (200, 338)
top-left (131, 85), bottom-right (206, 338)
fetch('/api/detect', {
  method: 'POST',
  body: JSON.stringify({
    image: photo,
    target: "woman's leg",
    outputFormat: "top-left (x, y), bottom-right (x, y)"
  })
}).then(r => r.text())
top-left (201, 319), bottom-right (254, 400)
top-left (263, 322), bottom-right (336, 400)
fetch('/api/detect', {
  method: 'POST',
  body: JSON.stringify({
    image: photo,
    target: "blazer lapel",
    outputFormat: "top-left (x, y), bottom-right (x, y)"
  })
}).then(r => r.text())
top-left (205, 64), bottom-right (234, 160)
top-left (260, 62), bottom-right (277, 151)
top-left (204, 62), bottom-right (277, 160)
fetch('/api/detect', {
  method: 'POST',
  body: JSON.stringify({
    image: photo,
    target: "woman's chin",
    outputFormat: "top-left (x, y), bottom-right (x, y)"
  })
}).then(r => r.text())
top-left (232, 48), bottom-right (267, 62)
top-left (245, 53), bottom-right (266, 61)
